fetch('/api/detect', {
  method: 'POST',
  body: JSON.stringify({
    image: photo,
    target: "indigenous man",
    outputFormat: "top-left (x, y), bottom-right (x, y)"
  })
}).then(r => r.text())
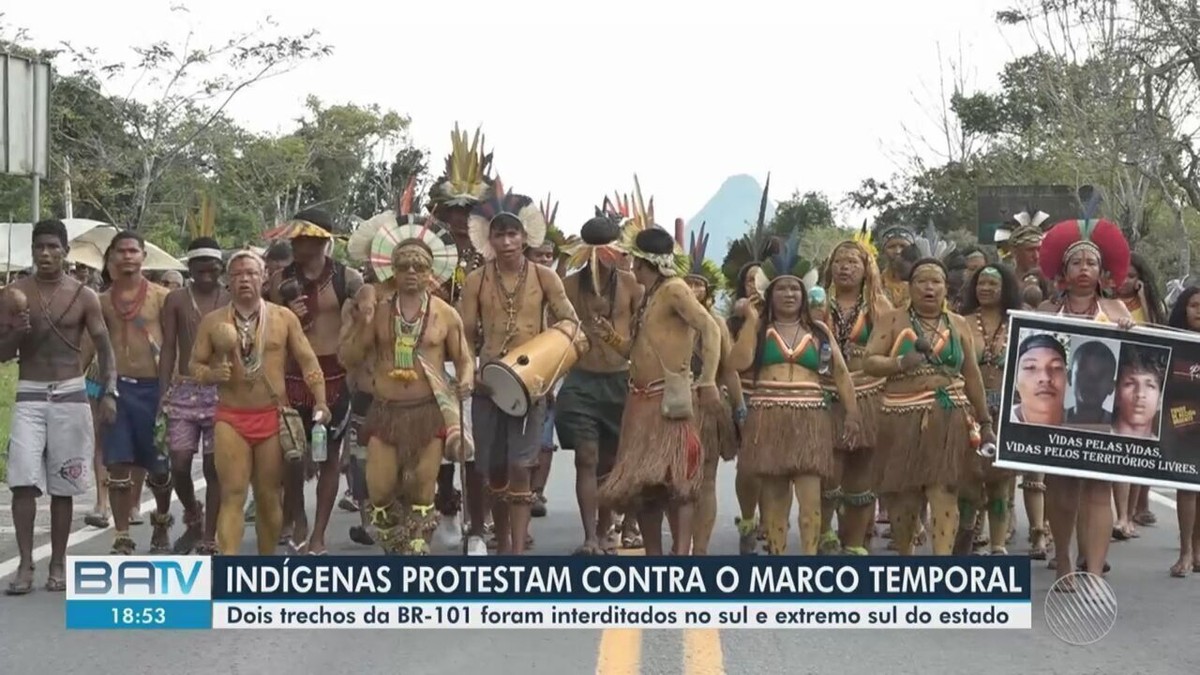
top-left (1036, 217), bottom-right (1135, 583)
top-left (267, 208), bottom-right (363, 555)
top-left (461, 192), bottom-right (579, 555)
top-left (681, 223), bottom-right (743, 555)
top-left (1, 219), bottom-right (114, 594)
top-left (158, 238), bottom-right (229, 555)
top-left (427, 126), bottom-right (495, 554)
top-left (556, 215), bottom-right (642, 555)
top-left (874, 224), bottom-right (917, 310)
top-left (597, 226), bottom-right (722, 556)
top-left (525, 238), bottom-right (560, 519)
top-left (340, 238), bottom-right (474, 554)
top-left (244, 242), bottom-right (290, 523)
top-left (191, 250), bottom-right (330, 554)
top-left (994, 209), bottom-right (1049, 279)
top-left (86, 231), bottom-right (173, 554)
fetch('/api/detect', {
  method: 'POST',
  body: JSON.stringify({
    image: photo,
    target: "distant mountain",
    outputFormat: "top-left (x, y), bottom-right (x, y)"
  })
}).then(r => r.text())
top-left (685, 174), bottom-right (775, 262)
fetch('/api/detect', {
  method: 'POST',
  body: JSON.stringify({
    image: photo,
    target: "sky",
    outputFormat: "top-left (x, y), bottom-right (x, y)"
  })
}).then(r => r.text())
top-left (6, 0), bottom-right (1038, 236)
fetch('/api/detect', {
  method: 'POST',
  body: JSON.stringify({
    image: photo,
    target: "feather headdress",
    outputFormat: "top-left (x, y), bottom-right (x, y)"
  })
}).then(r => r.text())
top-left (429, 124), bottom-right (495, 208)
top-left (467, 190), bottom-right (547, 260)
top-left (852, 218), bottom-right (878, 261)
top-left (539, 193), bottom-right (567, 254)
top-left (187, 192), bottom-right (217, 241)
top-left (758, 227), bottom-right (819, 296)
top-left (1038, 187), bottom-right (1130, 287)
top-left (994, 206), bottom-right (1051, 254)
top-left (684, 221), bottom-right (723, 294)
top-left (347, 176), bottom-right (418, 264)
top-left (596, 193), bottom-right (630, 221)
top-left (617, 175), bottom-right (657, 252)
top-left (739, 173), bottom-right (774, 265)
top-left (912, 219), bottom-right (956, 261)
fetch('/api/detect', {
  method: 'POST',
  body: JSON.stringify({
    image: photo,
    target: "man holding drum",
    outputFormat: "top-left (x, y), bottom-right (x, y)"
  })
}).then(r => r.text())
top-left (461, 192), bottom-right (579, 555)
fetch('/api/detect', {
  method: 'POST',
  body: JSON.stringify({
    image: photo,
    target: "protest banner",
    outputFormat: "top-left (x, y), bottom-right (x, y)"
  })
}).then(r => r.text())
top-left (994, 310), bottom-right (1200, 490)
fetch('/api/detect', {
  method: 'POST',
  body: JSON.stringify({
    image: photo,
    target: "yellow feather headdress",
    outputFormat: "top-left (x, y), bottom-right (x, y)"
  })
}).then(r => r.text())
top-left (187, 192), bottom-right (217, 240)
top-left (429, 123), bottom-right (495, 208)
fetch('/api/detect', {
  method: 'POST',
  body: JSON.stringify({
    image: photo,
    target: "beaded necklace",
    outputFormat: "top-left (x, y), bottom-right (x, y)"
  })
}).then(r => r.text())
top-left (391, 292), bottom-right (430, 382)
top-left (974, 310), bottom-right (1008, 369)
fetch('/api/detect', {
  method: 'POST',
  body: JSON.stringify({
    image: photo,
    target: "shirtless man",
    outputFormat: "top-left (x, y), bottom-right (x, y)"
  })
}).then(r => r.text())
top-left (556, 216), bottom-right (641, 554)
top-left (158, 237), bottom-right (229, 555)
top-left (340, 239), bottom-right (474, 554)
top-left (2, 219), bottom-right (115, 594)
top-left (461, 193), bottom-right (579, 554)
top-left (191, 250), bottom-right (330, 553)
top-left (597, 227), bottom-right (721, 555)
top-left (267, 209), bottom-right (363, 555)
top-left (91, 231), bottom-right (173, 554)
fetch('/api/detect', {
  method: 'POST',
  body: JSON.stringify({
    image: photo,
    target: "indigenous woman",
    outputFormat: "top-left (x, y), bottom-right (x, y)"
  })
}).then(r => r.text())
top-left (1036, 217), bottom-right (1134, 582)
top-left (862, 252), bottom-right (995, 555)
top-left (727, 233), bottom-right (862, 555)
top-left (726, 180), bottom-right (774, 553)
top-left (817, 230), bottom-right (891, 555)
top-left (1167, 286), bottom-right (1200, 577)
top-left (956, 263), bottom-right (1023, 555)
top-left (681, 223), bottom-right (743, 555)
top-left (1113, 253), bottom-right (1167, 538)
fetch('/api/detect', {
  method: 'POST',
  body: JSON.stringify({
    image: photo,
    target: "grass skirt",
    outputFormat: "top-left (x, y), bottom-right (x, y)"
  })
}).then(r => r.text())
top-left (739, 381), bottom-right (833, 478)
top-left (830, 375), bottom-right (884, 452)
top-left (873, 383), bottom-right (980, 494)
top-left (362, 397), bottom-right (445, 468)
top-left (697, 394), bottom-right (737, 464)
top-left (598, 383), bottom-right (703, 511)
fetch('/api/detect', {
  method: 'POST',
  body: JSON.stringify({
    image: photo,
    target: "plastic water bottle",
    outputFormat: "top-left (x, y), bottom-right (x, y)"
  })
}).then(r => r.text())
top-left (311, 423), bottom-right (328, 463)
top-left (818, 341), bottom-right (832, 376)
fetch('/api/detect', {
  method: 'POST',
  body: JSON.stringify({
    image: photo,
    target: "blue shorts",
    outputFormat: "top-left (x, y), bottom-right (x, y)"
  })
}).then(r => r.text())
top-left (102, 377), bottom-right (167, 474)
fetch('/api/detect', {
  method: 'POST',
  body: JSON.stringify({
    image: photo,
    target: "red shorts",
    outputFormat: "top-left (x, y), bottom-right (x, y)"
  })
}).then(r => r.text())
top-left (215, 405), bottom-right (279, 444)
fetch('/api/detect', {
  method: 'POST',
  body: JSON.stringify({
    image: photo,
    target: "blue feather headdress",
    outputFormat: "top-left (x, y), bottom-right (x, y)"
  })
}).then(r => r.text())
top-left (758, 227), bottom-right (820, 296)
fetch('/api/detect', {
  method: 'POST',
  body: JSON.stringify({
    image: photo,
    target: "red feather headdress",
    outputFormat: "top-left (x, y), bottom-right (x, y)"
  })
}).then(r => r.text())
top-left (1038, 218), bottom-right (1130, 289)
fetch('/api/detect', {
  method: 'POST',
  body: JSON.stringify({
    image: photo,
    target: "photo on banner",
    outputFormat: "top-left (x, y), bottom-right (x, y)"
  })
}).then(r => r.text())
top-left (995, 310), bottom-right (1199, 490)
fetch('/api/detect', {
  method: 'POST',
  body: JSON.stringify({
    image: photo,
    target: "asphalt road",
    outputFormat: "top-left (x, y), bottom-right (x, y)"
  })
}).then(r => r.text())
top-left (2, 456), bottom-right (1199, 674)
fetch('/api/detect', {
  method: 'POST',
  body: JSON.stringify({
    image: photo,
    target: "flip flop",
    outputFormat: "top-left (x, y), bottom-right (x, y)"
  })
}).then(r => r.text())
top-left (45, 577), bottom-right (67, 592)
top-left (1170, 561), bottom-right (1190, 578)
top-left (5, 566), bottom-right (35, 596)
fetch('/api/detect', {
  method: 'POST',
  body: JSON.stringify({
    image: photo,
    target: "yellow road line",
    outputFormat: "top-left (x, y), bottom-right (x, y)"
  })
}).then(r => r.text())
top-left (684, 629), bottom-right (725, 675)
top-left (596, 627), bottom-right (643, 675)
top-left (598, 546), bottom-right (726, 674)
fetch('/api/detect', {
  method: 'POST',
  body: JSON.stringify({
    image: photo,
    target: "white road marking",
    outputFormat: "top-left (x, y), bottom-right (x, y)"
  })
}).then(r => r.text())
top-left (0, 478), bottom-right (206, 580)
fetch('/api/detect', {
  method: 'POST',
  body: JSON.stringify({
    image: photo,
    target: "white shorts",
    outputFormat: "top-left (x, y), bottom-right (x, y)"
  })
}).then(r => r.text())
top-left (6, 377), bottom-right (95, 497)
top-left (442, 361), bottom-right (474, 465)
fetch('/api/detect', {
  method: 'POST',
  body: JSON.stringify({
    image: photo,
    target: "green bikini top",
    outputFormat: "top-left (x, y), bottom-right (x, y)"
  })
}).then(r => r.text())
top-left (892, 313), bottom-right (964, 372)
top-left (762, 327), bottom-right (822, 372)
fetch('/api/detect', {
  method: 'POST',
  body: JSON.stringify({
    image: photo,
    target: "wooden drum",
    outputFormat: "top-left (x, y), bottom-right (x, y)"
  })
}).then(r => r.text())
top-left (481, 320), bottom-right (589, 417)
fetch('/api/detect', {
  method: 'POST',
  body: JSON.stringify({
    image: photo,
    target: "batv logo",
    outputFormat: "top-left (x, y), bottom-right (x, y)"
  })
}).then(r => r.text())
top-left (70, 557), bottom-right (207, 598)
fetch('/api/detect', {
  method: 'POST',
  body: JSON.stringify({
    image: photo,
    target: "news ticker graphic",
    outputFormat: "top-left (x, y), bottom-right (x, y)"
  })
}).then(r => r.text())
top-left (65, 556), bottom-right (1033, 630)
